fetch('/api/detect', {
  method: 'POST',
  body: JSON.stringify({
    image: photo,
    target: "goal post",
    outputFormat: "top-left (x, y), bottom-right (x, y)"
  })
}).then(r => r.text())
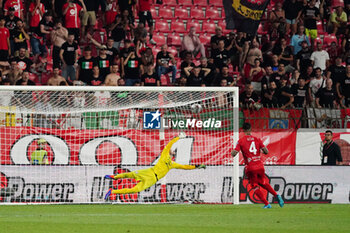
top-left (0, 86), bottom-right (240, 204)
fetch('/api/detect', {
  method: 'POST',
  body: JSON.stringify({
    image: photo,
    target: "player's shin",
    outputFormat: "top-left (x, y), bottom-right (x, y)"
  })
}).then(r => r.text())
top-left (254, 188), bottom-right (269, 206)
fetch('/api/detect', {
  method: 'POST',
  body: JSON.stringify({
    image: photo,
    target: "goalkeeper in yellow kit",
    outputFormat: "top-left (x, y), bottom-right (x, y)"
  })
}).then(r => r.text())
top-left (104, 133), bottom-right (206, 200)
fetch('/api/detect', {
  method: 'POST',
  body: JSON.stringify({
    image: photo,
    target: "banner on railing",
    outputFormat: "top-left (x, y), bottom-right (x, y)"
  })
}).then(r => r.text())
top-left (1, 166), bottom-right (349, 204)
top-left (306, 108), bottom-right (342, 128)
top-left (242, 108), bottom-right (302, 129)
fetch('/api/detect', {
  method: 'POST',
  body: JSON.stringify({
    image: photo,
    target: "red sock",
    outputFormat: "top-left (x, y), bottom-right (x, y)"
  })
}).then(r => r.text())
top-left (260, 183), bottom-right (277, 197)
top-left (255, 189), bottom-right (269, 205)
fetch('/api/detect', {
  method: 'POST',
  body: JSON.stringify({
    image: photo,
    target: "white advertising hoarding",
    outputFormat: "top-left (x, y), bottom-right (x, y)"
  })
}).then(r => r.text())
top-left (1, 166), bottom-right (349, 204)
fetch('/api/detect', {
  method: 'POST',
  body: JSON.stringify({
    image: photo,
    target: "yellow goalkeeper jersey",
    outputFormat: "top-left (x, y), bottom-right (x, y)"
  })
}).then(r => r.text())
top-left (152, 137), bottom-right (196, 180)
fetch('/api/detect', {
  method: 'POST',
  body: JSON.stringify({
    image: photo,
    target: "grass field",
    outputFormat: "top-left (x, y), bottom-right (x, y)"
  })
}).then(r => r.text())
top-left (1, 204), bottom-right (349, 233)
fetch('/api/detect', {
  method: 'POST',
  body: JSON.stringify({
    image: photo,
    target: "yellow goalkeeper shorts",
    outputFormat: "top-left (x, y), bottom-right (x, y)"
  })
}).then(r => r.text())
top-left (132, 168), bottom-right (158, 191)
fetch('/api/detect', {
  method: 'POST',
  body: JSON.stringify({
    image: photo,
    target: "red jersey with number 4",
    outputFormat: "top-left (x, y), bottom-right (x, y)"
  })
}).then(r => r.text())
top-left (235, 135), bottom-right (265, 171)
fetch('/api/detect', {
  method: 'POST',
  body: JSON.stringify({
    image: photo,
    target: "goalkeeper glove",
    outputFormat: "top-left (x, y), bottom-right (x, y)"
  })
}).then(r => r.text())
top-left (179, 132), bottom-right (186, 139)
top-left (104, 175), bottom-right (115, 179)
top-left (195, 164), bottom-right (206, 169)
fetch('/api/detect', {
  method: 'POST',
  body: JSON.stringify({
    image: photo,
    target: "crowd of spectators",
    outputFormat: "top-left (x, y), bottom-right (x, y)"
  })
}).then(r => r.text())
top-left (0, 0), bottom-right (350, 109)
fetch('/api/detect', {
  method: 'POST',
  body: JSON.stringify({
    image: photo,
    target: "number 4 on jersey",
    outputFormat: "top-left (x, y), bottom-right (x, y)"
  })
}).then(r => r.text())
top-left (249, 141), bottom-right (257, 155)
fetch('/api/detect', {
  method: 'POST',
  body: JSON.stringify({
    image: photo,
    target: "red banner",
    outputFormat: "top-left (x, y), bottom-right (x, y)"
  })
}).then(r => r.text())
top-left (0, 127), bottom-right (296, 165)
top-left (243, 108), bottom-right (302, 129)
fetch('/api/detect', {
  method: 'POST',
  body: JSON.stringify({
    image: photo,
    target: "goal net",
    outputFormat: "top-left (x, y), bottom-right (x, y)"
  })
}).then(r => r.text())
top-left (0, 86), bottom-right (239, 204)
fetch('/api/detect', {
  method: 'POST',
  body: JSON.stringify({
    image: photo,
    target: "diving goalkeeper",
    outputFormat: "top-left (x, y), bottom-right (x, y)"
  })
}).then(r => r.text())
top-left (104, 133), bottom-right (206, 200)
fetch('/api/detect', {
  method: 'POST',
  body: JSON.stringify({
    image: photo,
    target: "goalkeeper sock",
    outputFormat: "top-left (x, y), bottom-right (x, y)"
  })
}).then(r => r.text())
top-left (255, 189), bottom-right (269, 206)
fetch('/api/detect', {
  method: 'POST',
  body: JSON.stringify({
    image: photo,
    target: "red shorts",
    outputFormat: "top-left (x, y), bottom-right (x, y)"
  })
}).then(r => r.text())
top-left (246, 168), bottom-right (266, 187)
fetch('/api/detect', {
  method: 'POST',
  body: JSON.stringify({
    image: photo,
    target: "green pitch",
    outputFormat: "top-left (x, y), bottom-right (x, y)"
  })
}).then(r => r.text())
top-left (1, 204), bottom-right (349, 233)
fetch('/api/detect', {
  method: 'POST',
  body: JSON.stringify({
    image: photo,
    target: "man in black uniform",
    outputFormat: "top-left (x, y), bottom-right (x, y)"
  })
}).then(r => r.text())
top-left (322, 130), bottom-right (343, 165)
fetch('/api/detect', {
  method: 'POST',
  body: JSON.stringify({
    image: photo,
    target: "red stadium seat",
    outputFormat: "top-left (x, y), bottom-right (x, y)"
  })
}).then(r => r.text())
top-left (208, 0), bottom-right (223, 7)
top-left (205, 8), bottom-right (220, 20)
top-left (199, 34), bottom-right (211, 47)
top-left (150, 8), bottom-right (158, 19)
top-left (158, 7), bottom-right (173, 19)
top-left (168, 46), bottom-right (179, 57)
top-left (323, 33), bottom-right (338, 46)
top-left (187, 21), bottom-right (201, 32)
top-left (161, 0), bottom-right (177, 6)
top-left (218, 21), bottom-right (232, 34)
top-left (167, 34), bottom-right (182, 47)
top-left (174, 8), bottom-right (189, 19)
top-left (202, 22), bottom-right (216, 33)
top-left (317, 21), bottom-right (325, 35)
top-left (193, 0), bottom-right (208, 6)
top-left (152, 47), bottom-right (161, 57)
top-left (171, 21), bottom-right (186, 33)
top-left (152, 34), bottom-right (167, 46)
top-left (155, 20), bottom-right (170, 33)
top-left (190, 7), bottom-right (205, 19)
top-left (178, 0), bottom-right (193, 6)
top-left (313, 36), bottom-right (323, 48)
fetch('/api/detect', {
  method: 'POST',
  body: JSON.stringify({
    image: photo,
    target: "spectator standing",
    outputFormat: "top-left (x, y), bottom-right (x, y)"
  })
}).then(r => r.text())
top-left (310, 42), bottom-right (330, 72)
top-left (141, 62), bottom-right (159, 86)
top-left (60, 33), bottom-right (79, 82)
top-left (210, 26), bottom-right (227, 50)
top-left (4, 0), bottom-right (24, 19)
top-left (104, 64), bottom-right (121, 86)
top-left (77, 46), bottom-right (95, 84)
top-left (290, 25), bottom-right (310, 56)
top-left (298, 0), bottom-right (320, 47)
top-left (123, 48), bottom-right (141, 86)
top-left (87, 65), bottom-right (105, 86)
top-left (309, 67), bottom-right (326, 105)
top-left (118, 0), bottom-right (136, 24)
top-left (156, 44), bottom-right (177, 83)
top-left (327, 56), bottom-right (345, 87)
top-left (137, 0), bottom-right (156, 45)
top-left (5, 7), bottom-right (19, 56)
top-left (216, 65), bottom-right (235, 86)
top-left (5, 59), bottom-right (22, 84)
top-left (315, 78), bottom-right (337, 108)
top-left (12, 19), bottom-right (29, 55)
top-left (278, 76), bottom-right (294, 109)
top-left (105, 0), bottom-right (119, 27)
top-left (270, 63), bottom-right (287, 87)
top-left (211, 39), bottom-right (230, 72)
top-left (14, 47), bottom-right (34, 72)
top-left (181, 26), bottom-right (206, 58)
top-left (291, 77), bottom-right (307, 107)
top-left (29, 0), bottom-right (45, 32)
top-left (0, 16), bottom-right (10, 64)
top-left (51, 19), bottom-right (68, 68)
top-left (110, 12), bottom-right (130, 49)
top-left (81, 0), bottom-right (98, 37)
top-left (47, 67), bottom-right (68, 86)
top-left (296, 40), bottom-right (313, 74)
top-left (336, 64), bottom-right (350, 107)
top-left (322, 130), bottom-right (343, 165)
top-left (63, 0), bottom-right (86, 42)
top-left (243, 37), bottom-right (262, 74)
top-left (283, 0), bottom-right (304, 35)
top-left (261, 81), bottom-right (279, 107)
top-left (273, 37), bottom-right (294, 73)
top-left (239, 84), bottom-right (260, 108)
top-left (96, 45), bottom-right (112, 79)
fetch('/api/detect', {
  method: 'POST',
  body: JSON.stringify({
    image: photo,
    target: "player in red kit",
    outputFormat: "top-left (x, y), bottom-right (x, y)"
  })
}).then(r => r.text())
top-left (231, 123), bottom-right (284, 209)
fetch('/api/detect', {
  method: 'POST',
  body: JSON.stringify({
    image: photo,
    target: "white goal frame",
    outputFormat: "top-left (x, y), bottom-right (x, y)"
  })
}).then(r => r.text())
top-left (0, 85), bottom-right (240, 205)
